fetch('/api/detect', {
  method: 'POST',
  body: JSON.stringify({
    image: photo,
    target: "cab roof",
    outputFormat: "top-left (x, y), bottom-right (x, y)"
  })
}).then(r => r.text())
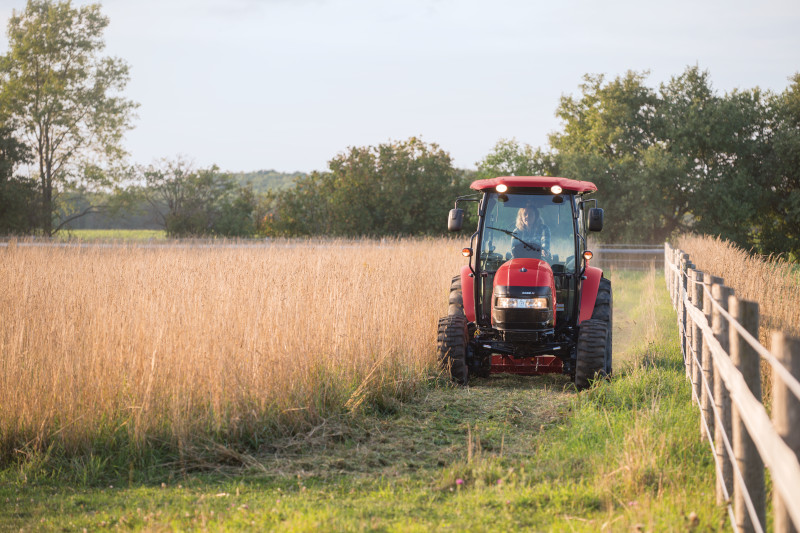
top-left (470, 176), bottom-right (597, 193)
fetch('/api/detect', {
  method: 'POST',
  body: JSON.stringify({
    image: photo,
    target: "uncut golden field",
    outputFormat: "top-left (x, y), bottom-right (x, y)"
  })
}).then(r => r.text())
top-left (0, 239), bottom-right (465, 460)
top-left (675, 234), bottom-right (800, 345)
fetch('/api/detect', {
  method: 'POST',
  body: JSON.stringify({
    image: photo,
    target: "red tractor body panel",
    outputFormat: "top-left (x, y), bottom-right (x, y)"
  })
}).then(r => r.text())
top-left (579, 265), bottom-right (604, 323)
top-left (470, 176), bottom-right (597, 193)
top-left (460, 265), bottom-right (476, 322)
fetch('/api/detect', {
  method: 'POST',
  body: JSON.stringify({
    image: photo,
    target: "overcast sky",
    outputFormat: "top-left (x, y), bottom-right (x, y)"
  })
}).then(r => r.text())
top-left (1, 0), bottom-right (799, 173)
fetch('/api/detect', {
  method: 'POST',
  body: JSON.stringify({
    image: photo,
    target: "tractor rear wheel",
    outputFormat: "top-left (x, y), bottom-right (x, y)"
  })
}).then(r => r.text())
top-left (591, 277), bottom-right (613, 375)
top-left (437, 315), bottom-right (469, 385)
top-left (574, 319), bottom-right (609, 390)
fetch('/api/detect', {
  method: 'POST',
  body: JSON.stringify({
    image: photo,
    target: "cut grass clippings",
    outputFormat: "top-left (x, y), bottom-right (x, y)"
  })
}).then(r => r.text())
top-left (0, 266), bottom-right (725, 531)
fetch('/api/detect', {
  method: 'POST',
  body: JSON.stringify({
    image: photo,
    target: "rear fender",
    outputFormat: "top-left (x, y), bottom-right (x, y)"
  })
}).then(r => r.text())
top-left (578, 266), bottom-right (604, 324)
top-left (460, 265), bottom-right (476, 323)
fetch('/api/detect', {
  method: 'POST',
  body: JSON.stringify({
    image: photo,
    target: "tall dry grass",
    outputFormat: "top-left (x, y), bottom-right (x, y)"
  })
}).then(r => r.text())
top-left (0, 239), bottom-right (465, 461)
top-left (675, 234), bottom-right (800, 347)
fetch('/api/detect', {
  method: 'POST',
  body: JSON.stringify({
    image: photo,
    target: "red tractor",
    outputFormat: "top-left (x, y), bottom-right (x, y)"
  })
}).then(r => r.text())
top-left (438, 176), bottom-right (612, 389)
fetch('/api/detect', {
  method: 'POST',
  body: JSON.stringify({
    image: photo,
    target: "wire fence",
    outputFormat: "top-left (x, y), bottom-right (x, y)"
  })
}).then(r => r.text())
top-left (665, 243), bottom-right (800, 533)
top-left (593, 244), bottom-right (665, 271)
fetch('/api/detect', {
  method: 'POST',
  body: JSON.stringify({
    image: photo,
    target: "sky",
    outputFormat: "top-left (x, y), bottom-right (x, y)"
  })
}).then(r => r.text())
top-left (1, 0), bottom-right (799, 173)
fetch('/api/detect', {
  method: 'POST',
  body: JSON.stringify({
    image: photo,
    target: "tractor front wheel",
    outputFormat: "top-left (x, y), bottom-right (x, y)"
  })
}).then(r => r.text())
top-left (592, 277), bottom-right (613, 375)
top-left (437, 315), bottom-right (469, 385)
top-left (574, 318), bottom-right (609, 390)
top-left (448, 275), bottom-right (465, 318)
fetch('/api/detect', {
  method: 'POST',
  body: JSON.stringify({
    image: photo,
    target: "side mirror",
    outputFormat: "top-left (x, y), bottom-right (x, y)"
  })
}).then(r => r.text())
top-left (448, 208), bottom-right (464, 232)
top-left (587, 207), bottom-right (604, 232)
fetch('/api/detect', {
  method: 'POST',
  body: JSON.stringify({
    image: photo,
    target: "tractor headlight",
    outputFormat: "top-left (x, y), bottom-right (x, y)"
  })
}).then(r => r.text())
top-left (495, 297), bottom-right (548, 309)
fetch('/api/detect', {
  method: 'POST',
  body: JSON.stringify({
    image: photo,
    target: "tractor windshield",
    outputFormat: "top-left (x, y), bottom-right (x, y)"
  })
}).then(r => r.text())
top-left (480, 192), bottom-right (577, 274)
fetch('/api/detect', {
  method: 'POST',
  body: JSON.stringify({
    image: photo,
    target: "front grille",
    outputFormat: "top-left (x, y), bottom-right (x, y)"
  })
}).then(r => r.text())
top-left (492, 285), bottom-right (554, 331)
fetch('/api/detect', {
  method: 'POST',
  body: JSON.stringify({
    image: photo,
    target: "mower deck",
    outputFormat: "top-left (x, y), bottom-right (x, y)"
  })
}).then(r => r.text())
top-left (489, 354), bottom-right (563, 375)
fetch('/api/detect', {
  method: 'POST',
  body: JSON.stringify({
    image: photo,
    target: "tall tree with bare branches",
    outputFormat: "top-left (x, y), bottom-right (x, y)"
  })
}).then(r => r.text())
top-left (0, 0), bottom-right (137, 235)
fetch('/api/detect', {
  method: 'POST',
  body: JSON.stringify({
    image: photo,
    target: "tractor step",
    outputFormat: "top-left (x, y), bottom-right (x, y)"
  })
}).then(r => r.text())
top-left (489, 354), bottom-right (563, 375)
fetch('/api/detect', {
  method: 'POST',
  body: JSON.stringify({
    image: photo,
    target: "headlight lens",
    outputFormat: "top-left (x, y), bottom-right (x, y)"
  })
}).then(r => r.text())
top-left (495, 297), bottom-right (548, 309)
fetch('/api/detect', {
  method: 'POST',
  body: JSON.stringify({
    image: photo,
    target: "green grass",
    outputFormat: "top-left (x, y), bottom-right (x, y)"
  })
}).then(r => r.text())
top-left (0, 270), bottom-right (726, 531)
top-left (57, 229), bottom-right (166, 241)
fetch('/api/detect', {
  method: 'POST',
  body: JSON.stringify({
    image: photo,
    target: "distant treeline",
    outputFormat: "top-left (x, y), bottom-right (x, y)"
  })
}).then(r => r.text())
top-left (61, 169), bottom-right (304, 232)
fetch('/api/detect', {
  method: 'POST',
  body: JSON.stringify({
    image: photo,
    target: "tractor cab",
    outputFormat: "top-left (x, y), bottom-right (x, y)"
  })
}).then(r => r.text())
top-left (438, 176), bottom-right (611, 389)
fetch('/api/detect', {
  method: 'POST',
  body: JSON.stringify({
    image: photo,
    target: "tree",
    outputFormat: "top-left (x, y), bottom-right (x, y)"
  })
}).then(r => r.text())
top-left (141, 158), bottom-right (257, 237)
top-left (544, 66), bottom-right (779, 246)
top-left (657, 68), bottom-right (771, 247)
top-left (263, 137), bottom-right (467, 237)
top-left (0, 121), bottom-right (37, 233)
top-left (550, 71), bottom-right (685, 242)
top-left (758, 73), bottom-right (800, 258)
top-left (476, 139), bottom-right (557, 178)
top-left (0, 0), bottom-right (137, 235)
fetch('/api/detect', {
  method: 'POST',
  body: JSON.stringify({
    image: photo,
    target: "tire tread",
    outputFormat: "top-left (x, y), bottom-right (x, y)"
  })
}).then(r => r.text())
top-left (437, 315), bottom-right (468, 385)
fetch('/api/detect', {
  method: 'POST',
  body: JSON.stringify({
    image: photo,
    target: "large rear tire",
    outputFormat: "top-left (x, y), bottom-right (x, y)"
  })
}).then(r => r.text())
top-left (437, 315), bottom-right (469, 385)
top-left (574, 319), bottom-right (609, 390)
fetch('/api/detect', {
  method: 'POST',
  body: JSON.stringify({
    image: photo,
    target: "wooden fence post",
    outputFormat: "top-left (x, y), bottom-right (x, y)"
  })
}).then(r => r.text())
top-left (672, 250), bottom-right (683, 309)
top-left (685, 268), bottom-right (695, 379)
top-left (664, 244), bottom-right (669, 296)
top-left (729, 296), bottom-right (764, 533)
top-left (683, 265), bottom-right (697, 383)
top-left (691, 270), bottom-right (704, 407)
top-left (676, 250), bottom-right (683, 304)
top-left (712, 283), bottom-right (733, 505)
top-left (772, 332), bottom-right (800, 533)
top-left (701, 275), bottom-right (722, 439)
top-left (679, 256), bottom-right (689, 364)
top-left (673, 248), bottom-right (682, 305)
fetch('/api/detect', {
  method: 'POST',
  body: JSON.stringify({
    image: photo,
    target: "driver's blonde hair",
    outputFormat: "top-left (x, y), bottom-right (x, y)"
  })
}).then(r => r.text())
top-left (515, 205), bottom-right (538, 232)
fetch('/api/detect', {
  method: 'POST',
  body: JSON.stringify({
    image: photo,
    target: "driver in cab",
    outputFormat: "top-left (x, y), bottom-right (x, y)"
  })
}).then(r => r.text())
top-left (512, 204), bottom-right (551, 260)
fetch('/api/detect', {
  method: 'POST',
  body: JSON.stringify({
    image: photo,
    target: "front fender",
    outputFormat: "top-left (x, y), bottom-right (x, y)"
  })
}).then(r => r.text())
top-left (460, 265), bottom-right (476, 323)
top-left (578, 266), bottom-right (603, 324)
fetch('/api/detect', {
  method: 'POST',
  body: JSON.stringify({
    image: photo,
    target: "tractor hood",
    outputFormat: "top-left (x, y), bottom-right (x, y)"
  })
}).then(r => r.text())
top-left (493, 258), bottom-right (555, 291)
top-left (492, 258), bottom-right (556, 330)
